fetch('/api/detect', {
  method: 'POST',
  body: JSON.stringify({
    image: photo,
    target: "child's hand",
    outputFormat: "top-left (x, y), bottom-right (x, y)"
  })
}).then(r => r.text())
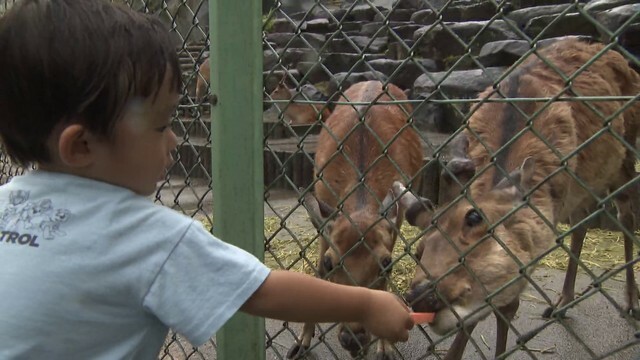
top-left (361, 290), bottom-right (414, 342)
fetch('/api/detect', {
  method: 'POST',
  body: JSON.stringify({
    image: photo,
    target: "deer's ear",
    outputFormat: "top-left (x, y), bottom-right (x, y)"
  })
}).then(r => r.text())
top-left (390, 181), bottom-right (434, 229)
top-left (380, 189), bottom-right (400, 228)
top-left (441, 132), bottom-right (475, 203)
top-left (303, 191), bottom-right (336, 231)
top-left (494, 157), bottom-right (536, 198)
top-left (278, 73), bottom-right (288, 86)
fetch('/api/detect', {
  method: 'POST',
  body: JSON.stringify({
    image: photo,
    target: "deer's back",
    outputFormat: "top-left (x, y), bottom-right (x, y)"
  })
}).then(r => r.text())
top-left (314, 81), bottom-right (422, 210)
top-left (467, 38), bottom-right (640, 223)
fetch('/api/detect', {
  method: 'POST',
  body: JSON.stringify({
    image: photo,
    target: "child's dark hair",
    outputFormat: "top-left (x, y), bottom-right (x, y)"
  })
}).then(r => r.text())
top-left (0, 0), bottom-right (181, 166)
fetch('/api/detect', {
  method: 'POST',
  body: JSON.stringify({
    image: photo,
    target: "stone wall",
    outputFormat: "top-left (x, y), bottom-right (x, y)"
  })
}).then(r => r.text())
top-left (263, 0), bottom-right (639, 132)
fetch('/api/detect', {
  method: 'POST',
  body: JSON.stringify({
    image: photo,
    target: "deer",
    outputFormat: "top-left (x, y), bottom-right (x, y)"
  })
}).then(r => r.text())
top-left (287, 80), bottom-right (423, 360)
top-left (393, 38), bottom-right (640, 360)
top-left (268, 77), bottom-right (332, 125)
top-left (195, 57), bottom-right (210, 103)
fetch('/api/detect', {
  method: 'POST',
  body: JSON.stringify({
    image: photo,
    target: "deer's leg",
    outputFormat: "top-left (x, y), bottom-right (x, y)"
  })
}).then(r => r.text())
top-left (495, 299), bottom-right (520, 357)
top-left (443, 323), bottom-right (477, 360)
top-left (614, 190), bottom-right (640, 319)
top-left (543, 211), bottom-right (588, 318)
top-left (287, 243), bottom-right (328, 359)
top-left (286, 322), bottom-right (316, 359)
top-left (373, 339), bottom-right (397, 360)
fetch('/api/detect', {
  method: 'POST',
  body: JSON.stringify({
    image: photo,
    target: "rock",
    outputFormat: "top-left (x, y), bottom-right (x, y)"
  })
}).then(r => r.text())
top-left (331, 8), bottom-right (349, 21)
top-left (361, 21), bottom-right (408, 36)
top-left (345, 5), bottom-right (387, 22)
top-left (593, 3), bottom-right (640, 33)
top-left (440, 0), bottom-right (499, 22)
top-left (323, 53), bottom-right (387, 73)
top-left (390, 24), bottom-right (424, 40)
top-left (373, 8), bottom-right (415, 22)
top-left (270, 18), bottom-right (298, 33)
top-left (300, 18), bottom-right (337, 34)
top-left (408, 93), bottom-right (448, 132)
top-left (337, 21), bottom-right (365, 32)
top-left (265, 32), bottom-right (326, 50)
top-left (368, 58), bottom-right (438, 89)
top-left (369, 0), bottom-right (395, 9)
top-left (263, 50), bottom-right (279, 71)
top-left (296, 53), bottom-right (388, 83)
top-left (413, 20), bottom-right (519, 63)
top-left (288, 5), bottom-right (335, 22)
top-left (278, 48), bottom-right (318, 68)
top-left (477, 36), bottom-right (593, 68)
top-left (298, 83), bottom-right (329, 102)
top-left (584, 0), bottom-right (638, 13)
top-left (329, 36), bottom-right (388, 54)
top-left (593, 4), bottom-right (640, 57)
top-left (386, 40), bottom-right (414, 60)
top-left (525, 12), bottom-right (600, 39)
top-left (412, 67), bottom-right (507, 131)
top-left (295, 62), bottom-right (329, 83)
top-left (327, 71), bottom-right (389, 95)
top-left (264, 69), bottom-right (301, 93)
top-left (414, 67), bottom-right (506, 96)
top-left (505, 4), bottom-right (574, 28)
top-left (478, 40), bottom-right (531, 67)
top-left (409, 1), bottom-right (501, 24)
top-left (279, 0), bottom-right (316, 16)
top-left (410, 9), bottom-right (437, 25)
top-left (393, 0), bottom-right (432, 10)
top-left (508, 0), bottom-right (578, 8)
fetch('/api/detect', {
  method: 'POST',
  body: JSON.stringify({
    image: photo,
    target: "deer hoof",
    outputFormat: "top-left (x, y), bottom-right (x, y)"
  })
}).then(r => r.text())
top-left (542, 306), bottom-right (568, 319)
top-left (541, 306), bottom-right (554, 319)
top-left (628, 307), bottom-right (640, 321)
top-left (286, 344), bottom-right (310, 359)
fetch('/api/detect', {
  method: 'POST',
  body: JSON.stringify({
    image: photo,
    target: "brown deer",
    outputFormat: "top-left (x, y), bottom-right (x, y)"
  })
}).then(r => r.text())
top-left (287, 81), bottom-right (423, 359)
top-left (195, 57), bottom-right (210, 102)
top-left (268, 78), bottom-right (332, 125)
top-left (395, 38), bottom-right (640, 360)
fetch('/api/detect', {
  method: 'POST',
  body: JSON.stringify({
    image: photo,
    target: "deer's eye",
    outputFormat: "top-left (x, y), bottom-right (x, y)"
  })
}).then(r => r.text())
top-left (323, 255), bottom-right (333, 272)
top-left (464, 209), bottom-right (483, 227)
top-left (380, 256), bottom-right (392, 273)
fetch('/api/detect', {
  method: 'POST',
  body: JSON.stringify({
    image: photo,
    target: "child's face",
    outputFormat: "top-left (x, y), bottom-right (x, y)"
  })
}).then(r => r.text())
top-left (93, 72), bottom-right (181, 196)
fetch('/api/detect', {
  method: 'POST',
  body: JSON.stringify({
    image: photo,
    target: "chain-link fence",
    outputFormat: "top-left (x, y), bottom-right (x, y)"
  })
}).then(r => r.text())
top-left (2, 0), bottom-right (640, 359)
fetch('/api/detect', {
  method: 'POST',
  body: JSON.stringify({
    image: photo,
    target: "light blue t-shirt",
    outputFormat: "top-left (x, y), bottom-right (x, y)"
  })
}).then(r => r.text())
top-left (0, 170), bottom-right (271, 359)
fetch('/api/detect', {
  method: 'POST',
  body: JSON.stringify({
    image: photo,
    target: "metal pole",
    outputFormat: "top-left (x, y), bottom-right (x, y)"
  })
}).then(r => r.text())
top-left (210, 0), bottom-right (264, 359)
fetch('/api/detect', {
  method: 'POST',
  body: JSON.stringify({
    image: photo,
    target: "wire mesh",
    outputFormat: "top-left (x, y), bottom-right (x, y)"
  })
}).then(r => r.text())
top-left (262, 1), bottom-right (640, 360)
top-left (1, 0), bottom-right (640, 359)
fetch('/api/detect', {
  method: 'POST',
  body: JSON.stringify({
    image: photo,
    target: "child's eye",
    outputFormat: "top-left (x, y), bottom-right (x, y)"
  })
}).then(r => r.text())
top-left (156, 125), bottom-right (170, 132)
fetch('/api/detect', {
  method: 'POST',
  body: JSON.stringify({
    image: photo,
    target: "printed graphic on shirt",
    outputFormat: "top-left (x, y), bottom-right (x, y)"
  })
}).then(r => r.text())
top-left (0, 190), bottom-right (72, 247)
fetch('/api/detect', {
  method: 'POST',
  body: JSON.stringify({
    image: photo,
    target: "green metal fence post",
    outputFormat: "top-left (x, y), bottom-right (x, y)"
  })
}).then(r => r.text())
top-left (210, 0), bottom-right (264, 359)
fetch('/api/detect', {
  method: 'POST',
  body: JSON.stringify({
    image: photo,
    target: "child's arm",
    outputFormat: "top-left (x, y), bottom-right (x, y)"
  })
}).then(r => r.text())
top-left (240, 270), bottom-right (414, 342)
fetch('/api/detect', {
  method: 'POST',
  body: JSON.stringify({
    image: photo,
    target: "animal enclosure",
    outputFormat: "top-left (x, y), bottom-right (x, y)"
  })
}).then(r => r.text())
top-left (1, 0), bottom-right (639, 359)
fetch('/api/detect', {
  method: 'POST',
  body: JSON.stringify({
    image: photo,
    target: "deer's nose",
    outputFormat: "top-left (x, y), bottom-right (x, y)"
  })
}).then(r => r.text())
top-left (405, 280), bottom-right (445, 313)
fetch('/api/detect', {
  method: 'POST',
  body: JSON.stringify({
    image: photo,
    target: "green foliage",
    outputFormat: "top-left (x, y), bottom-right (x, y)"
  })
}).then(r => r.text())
top-left (262, 7), bottom-right (276, 33)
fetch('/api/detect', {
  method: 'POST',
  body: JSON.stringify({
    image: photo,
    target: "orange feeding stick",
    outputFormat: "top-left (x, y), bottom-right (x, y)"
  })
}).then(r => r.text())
top-left (410, 312), bottom-right (435, 324)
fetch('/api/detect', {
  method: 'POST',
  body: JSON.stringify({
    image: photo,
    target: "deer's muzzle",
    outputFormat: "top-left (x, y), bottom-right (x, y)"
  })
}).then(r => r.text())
top-left (405, 281), bottom-right (446, 313)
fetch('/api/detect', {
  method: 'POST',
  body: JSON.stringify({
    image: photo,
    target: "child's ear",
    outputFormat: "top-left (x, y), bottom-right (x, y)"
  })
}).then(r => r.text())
top-left (57, 124), bottom-right (95, 167)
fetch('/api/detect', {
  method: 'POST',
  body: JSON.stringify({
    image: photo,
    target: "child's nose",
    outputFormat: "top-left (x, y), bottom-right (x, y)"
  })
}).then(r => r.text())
top-left (167, 128), bottom-right (179, 151)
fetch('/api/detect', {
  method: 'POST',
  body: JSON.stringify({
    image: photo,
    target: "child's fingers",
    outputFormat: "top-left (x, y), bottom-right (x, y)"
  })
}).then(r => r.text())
top-left (404, 313), bottom-right (415, 330)
top-left (399, 329), bottom-right (409, 342)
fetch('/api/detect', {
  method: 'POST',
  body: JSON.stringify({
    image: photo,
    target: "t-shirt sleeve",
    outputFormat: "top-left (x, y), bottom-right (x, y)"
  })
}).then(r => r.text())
top-left (142, 221), bottom-right (271, 346)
